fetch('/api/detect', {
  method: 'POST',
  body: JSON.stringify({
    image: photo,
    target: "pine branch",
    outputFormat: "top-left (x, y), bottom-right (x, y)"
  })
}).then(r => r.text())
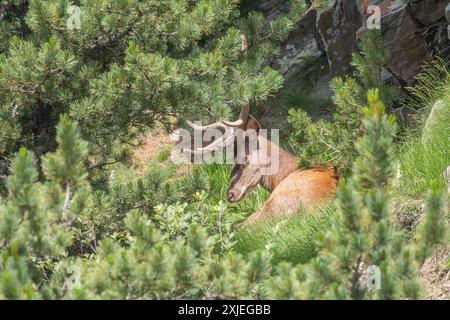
top-left (85, 7), bottom-right (146, 51)
top-left (62, 181), bottom-right (71, 216)
top-left (350, 255), bottom-right (363, 299)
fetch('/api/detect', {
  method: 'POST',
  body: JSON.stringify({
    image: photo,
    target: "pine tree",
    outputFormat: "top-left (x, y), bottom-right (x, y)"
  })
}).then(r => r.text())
top-left (41, 207), bottom-right (273, 299)
top-left (267, 90), bottom-right (448, 299)
top-left (0, 0), bottom-right (306, 167)
top-left (0, 115), bottom-right (89, 299)
top-left (287, 30), bottom-right (397, 174)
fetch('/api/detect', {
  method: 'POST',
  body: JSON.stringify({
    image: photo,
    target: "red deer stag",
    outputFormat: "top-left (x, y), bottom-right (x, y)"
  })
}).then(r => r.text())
top-left (185, 104), bottom-right (339, 224)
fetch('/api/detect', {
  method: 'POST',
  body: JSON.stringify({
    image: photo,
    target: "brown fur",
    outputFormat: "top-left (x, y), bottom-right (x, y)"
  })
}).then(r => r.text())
top-left (245, 162), bottom-right (339, 224)
top-left (227, 117), bottom-right (339, 224)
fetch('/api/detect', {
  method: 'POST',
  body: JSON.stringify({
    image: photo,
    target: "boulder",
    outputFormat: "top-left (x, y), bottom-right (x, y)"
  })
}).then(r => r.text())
top-left (272, 9), bottom-right (324, 80)
top-left (409, 0), bottom-right (450, 63)
top-left (252, 0), bottom-right (448, 103)
top-left (408, 0), bottom-right (448, 26)
top-left (446, 2), bottom-right (450, 22)
top-left (316, 0), bottom-right (362, 76)
top-left (356, 0), bottom-right (430, 85)
top-left (422, 99), bottom-right (446, 143)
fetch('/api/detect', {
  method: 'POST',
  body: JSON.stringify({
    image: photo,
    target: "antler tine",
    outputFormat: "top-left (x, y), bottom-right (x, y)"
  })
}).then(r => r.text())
top-left (221, 103), bottom-right (249, 127)
top-left (184, 128), bottom-right (236, 154)
top-left (221, 119), bottom-right (243, 127)
top-left (184, 103), bottom-right (249, 155)
top-left (186, 120), bottom-right (228, 131)
top-left (187, 103), bottom-right (249, 130)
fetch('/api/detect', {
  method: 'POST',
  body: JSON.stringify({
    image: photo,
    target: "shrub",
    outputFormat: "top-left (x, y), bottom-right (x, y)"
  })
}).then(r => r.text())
top-left (0, 115), bottom-right (90, 299)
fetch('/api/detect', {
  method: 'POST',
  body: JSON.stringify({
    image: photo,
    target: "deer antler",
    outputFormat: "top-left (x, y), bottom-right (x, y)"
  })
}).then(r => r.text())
top-left (186, 120), bottom-right (226, 131)
top-left (185, 103), bottom-right (249, 153)
top-left (184, 128), bottom-right (237, 154)
top-left (186, 103), bottom-right (249, 130)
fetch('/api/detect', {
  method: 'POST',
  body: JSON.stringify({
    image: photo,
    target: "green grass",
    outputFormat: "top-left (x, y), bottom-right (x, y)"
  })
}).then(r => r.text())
top-left (235, 203), bottom-right (336, 265)
top-left (396, 59), bottom-right (450, 198)
top-left (397, 130), bottom-right (449, 198)
top-left (406, 57), bottom-right (450, 110)
top-left (154, 145), bottom-right (172, 162)
top-left (196, 156), bottom-right (336, 265)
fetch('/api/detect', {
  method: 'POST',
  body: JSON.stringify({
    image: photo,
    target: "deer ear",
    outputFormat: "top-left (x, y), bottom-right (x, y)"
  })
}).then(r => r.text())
top-left (245, 115), bottom-right (260, 131)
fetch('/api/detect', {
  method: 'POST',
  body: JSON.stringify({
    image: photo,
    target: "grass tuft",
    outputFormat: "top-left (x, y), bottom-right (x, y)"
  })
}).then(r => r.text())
top-left (234, 203), bottom-right (336, 265)
top-left (396, 58), bottom-right (450, 197)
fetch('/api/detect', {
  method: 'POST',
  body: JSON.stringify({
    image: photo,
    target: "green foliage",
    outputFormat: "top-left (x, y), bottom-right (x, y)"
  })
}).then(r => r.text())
top-left (406, 57), bottom-right (450, 110)
top-left (0, 89), bottom-right (447, 300)
top-left (0, 37), bottom-right (80, 155)
top-left (70, 162), bottom-right (213, 255)
top-left (286, 30), bottom-right (397, 175)
top-left (0, 0), bottom-right (304, 167)
top-left (235, 204), bottom-right (335, 265)
top-left (352, 91), bottom-right (396, 189)
top-left (266, 90), bottom-right (448, 300)
top-left (415, 186), bottom-right (449, 262)
top-left (0, 1), bottom-right (30, 54)
top-left (0, 115), bottom-right (89, 299)
top-left (0, 1), bottom-right (447, 301)
top-left (397, 60), bottom-right (450, 197)
top-left (42, 205), bottom-right (272, 299)
top-left (351, 30), bottom-right (396, 103)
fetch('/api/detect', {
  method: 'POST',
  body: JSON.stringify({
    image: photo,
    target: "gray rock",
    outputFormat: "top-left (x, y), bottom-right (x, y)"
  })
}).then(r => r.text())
top-left (409, 1), bottom-right (450, 63)
top-left (356, 0), bottom-right (429, 85)
top-left (383, 5), bottom-right (429, 85)
top-left (255, 0), bottom-right (447, 104)
top-left (409, 0), bottom-right (448, 26)
top-left (272, 9), bottom-right (323, 80)
top-left (446, 2), bottom-right (450, 22)
top-left (316, 0), bottom-right (362, 76)
top-left (422, 99), bottom-right (445, 143)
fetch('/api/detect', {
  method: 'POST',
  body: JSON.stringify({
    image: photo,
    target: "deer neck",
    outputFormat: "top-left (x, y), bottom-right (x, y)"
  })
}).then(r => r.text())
top-left (258, 136), bottom-right (299, 193)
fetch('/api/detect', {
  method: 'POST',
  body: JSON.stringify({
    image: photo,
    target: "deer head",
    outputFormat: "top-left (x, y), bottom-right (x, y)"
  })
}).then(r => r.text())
top-left (226, 115), bottom-right (265, 203)
top-left (185, 104), bottom-right (279, 203)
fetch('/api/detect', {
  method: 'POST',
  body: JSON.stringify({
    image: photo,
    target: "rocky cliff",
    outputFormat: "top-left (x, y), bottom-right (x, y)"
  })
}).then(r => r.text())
top-left (250, 0), bottom-right (450, 99)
